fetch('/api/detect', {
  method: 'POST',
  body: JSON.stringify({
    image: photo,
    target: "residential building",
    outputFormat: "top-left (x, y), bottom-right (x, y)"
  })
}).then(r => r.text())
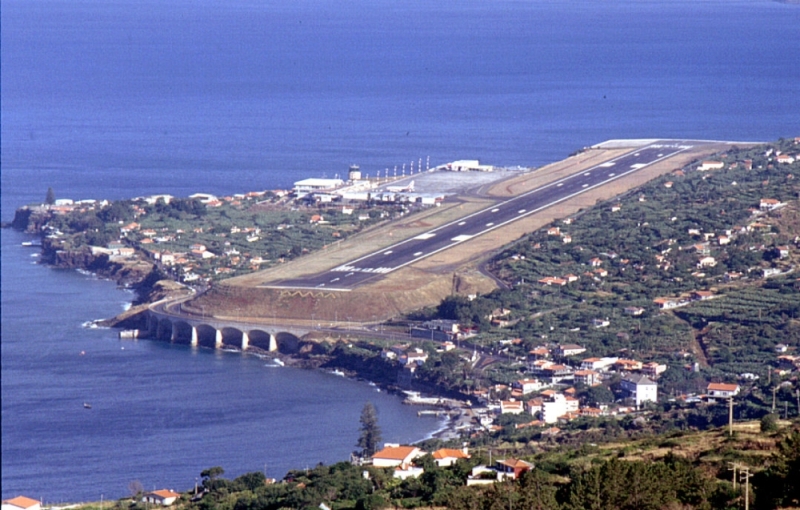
top-left (143, 490), bottom-right (181, 506)
top-left (580, 357), bottom-right (618, 371)
top-left (500, 400), bottom-right (525, 415)
top-left (542, 394), bottom-right (568, 423)
top-left (432, 448), bottom-right (470, 467)
top-left (2, 497), bottom-right (41, 510)
top-left (556, 344), bottom-right (586, 357)
top-left (624, 306), bottom-right (645, 316)
top-left (620, 375), bottom-right (657, 408)
top-left (642, 362), bottom-right (667, 378)
top-left (495, 459), bottom-right (534, 480)
top-left (706, 383), bottom-right (740, 399)
top-left (614, 359), bottom-right (643, 372)
top-left (698, 161), bottom-right (724, 171)
top-left (513, 378), bottom-right (544, 395)
top-left (574, 369), bottom-right (601, 386)
top-left (372, 445), bottom-right (423, 468)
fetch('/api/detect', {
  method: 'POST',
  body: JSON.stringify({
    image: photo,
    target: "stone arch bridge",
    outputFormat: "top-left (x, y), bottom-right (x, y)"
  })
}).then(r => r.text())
top-left (147, 306), bottom-right (311, 354)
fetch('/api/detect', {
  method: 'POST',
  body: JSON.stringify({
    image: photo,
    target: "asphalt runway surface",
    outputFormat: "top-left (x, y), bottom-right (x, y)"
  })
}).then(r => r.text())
top-left (266, 141), bottom-right (703, 291)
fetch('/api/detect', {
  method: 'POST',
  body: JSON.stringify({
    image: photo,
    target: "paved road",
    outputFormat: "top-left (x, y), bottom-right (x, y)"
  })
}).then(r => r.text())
top-left (266, 141), bottom-right (700, 291)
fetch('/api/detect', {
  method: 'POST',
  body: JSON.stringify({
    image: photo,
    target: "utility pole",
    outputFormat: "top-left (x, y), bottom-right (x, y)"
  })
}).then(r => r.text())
top-left (728, 396), bottom-right (734, 436)
top-left (727, 462), bottom-right (738, 491)
top-left (740, 467), bottom-right (752, 510)
top-left (773, 386), bottom-right (778, 413)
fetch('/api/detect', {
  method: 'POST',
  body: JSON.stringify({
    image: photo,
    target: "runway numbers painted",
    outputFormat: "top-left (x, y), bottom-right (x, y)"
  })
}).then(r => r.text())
top-left (333, 265), bottom-right (393, 274)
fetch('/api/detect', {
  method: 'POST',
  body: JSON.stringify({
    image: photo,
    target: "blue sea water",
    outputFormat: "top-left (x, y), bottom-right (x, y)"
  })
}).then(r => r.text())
top-left (2, 0), bottom-right (799, 503)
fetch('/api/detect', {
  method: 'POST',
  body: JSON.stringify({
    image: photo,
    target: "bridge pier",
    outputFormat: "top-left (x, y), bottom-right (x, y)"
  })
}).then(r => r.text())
top-left (241, 331), bottom-right (249, 350)
top-left (215, 329), bottom-right (223, 349)
top-left (191, 326), bottom-right (198, 347)
top-left (171, 322), bottom-right (179, 343)
top-left (269, 334), bottom-right (278, 352)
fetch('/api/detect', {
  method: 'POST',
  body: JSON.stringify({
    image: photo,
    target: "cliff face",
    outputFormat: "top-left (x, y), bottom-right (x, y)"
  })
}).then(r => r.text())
top-left (10, 206), bottom-right (52, 233)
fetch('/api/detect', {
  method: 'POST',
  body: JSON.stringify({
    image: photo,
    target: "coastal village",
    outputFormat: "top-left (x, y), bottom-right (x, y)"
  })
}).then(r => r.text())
top-left (7, 139), bottom-right (800, 509)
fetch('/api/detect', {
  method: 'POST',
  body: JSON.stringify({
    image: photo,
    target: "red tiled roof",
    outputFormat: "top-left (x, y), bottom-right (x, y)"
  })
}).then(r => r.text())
top-left (708, 383), bottom-right (739, 392)
top-left (373, 445), bottom-right (418, 461)
top-left (432, 448), bottom-right (469, 460)
top-left (2, 497), bottom-right (40, 509)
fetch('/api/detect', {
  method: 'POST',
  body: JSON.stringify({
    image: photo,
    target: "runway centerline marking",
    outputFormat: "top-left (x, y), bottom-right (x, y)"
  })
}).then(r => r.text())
top-left (414, 233), bottom-right (436, 240)
top-left (383, 250), bottom-right (393, 255)
top-left (413, 251), bottom-right (423, 256)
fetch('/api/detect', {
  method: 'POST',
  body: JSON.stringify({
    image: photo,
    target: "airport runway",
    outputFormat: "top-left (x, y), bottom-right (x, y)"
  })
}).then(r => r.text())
top-left (266, 141), bottom-right (699, 291)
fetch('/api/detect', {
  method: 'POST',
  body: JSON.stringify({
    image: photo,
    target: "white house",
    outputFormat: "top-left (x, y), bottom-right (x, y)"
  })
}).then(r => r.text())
top-left (512, 378), bottom-right (544, 394)
top-left (432, 448), bottom-right (470, 467)
top-left (2, 497), bottom-right (41, 510)
top-left (143, 490), bottom-right (181, 506)
top-left (542, 394), bottom-right (568, 424)
top-left (372, 445), bottom-right (423, 468)
top-left (620, 375), bottom-right (657, 408)
top-left (707, 382), bottom-right (740, 399)
top-left (500, 400), bottom-right (525, 415)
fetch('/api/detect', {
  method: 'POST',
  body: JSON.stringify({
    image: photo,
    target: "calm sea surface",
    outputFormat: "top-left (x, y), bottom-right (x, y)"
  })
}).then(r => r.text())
top-left (2, 0), bottom-right (799, 502)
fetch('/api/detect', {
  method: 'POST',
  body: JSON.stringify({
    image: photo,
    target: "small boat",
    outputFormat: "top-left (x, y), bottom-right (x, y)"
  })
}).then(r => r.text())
top-left (331, 369), bottom-right (345, 377)
top-left (83, 403), bottom-right (92, 409)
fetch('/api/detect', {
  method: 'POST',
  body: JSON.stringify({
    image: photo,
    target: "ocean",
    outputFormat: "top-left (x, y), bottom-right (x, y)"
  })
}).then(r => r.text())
top-left (2, 0), bottom-right (799, 503)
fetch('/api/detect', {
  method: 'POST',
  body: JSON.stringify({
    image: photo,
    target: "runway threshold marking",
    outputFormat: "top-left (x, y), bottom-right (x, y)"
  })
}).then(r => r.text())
top-left (414, 233), bottom-right (436, 240)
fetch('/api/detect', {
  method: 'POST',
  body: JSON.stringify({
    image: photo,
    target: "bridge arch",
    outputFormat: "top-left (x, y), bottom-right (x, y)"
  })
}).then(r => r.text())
top-left (247, 329), bottom-right (275, 351)
top-left (221, 327), bottom-right (246, 350)
top-left (171, 321), bottom-right (194, 344)
top-left (156, 318), bottom-right (173, 341)
top-left (196, 324), bottom-right (219, 349)
top-left (275, 332), bottom-right (301, 354)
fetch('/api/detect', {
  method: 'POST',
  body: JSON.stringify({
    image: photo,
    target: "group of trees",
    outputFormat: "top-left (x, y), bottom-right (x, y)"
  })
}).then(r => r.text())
top-left (176, 428), bottom-right (800, 509)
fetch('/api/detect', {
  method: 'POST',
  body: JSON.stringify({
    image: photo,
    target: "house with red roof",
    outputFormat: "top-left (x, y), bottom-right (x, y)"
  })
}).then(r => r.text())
top-left (143, 490), bottom-right (181, 506)
top-left (372, 445), bottom-right (423, 468)
top-left (707, 382), bottom-right (740, 399)
top-left (432, 447), bottom-right (470, 467)
top-left (2, 497), bottom-right (41, 510)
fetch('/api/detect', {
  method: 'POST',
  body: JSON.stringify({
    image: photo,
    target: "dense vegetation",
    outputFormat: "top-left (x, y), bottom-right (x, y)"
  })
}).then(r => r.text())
top-left (106, 425), bottom-right (799, 509)
top-left (422, 139), bottom-right (800, 382)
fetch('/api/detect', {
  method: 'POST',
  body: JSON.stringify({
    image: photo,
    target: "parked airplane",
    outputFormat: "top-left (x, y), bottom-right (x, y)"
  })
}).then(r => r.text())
top-left (386, 180), bottom-right (415, 193)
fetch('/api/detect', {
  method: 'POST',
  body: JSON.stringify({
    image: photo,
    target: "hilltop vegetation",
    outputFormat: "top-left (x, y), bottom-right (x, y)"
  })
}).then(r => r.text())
top-left (429, 138), bottom-right (800, 382)
top-left (95, 423), bottom-right (799, 509)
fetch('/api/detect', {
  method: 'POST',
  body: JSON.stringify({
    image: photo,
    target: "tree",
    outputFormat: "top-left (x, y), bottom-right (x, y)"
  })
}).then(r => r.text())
top-left (357, 402), bottom-right (382, 457)
top-left (45, 187), bottom-right (56, 205)
top-left (760, 413), bottom-right (778, 433)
